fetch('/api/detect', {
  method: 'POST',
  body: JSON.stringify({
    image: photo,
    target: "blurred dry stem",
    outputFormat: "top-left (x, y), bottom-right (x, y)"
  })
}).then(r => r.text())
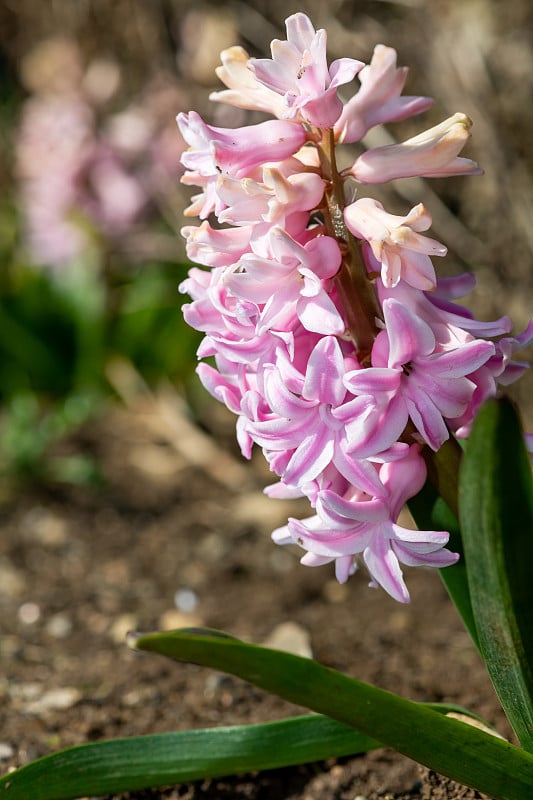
top-left (106, 359), bottom-right (252, 491)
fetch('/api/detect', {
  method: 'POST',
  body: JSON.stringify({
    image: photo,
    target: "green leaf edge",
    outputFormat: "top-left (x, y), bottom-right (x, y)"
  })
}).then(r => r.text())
top-left (0, 701), bottom-right (482, 800)
top-left (0, 715), bottom-right (377, 800)
top-left (131, 628), bottom-right (533, 800)
top-left (409, 478), bottom-right (478, 650)
top-left (459, 397), bottom-right (533, 752)
top-left (408, 436), bottom-right (479, 651)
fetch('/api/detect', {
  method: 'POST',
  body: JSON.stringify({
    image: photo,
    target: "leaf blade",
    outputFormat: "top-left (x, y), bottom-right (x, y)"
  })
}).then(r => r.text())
top-left (131, 628), bottom-right (533, 800)
top-left (459, 396), bottom-right (533, 751)
top-left (408, 478), bottom-right (478, 649)
top-left (0, 716), bottom-right (378, 800)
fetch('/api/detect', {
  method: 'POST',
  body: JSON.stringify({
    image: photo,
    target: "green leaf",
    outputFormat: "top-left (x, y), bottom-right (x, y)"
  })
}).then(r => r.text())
top-left (409, 479), bottom-right (478, 650)
top-left (131, 628), bottom-right (533, 800)
top-left (0, 715), bottom-right (379, 800)
top-left (0, 702), bottom-right (483, 800)
top-left (459, 397), bottom-right (533, 751)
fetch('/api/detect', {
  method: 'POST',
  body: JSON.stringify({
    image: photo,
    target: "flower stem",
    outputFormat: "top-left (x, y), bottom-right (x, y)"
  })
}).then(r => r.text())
top-left (317, 129), bottom-right (382, 360)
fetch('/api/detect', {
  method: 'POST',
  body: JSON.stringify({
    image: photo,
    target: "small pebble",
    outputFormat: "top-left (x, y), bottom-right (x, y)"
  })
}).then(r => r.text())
top-left (45, 614), bottom-right (72, 639)
top-left (26, 687), bottom-right (81, 714)
top-left (0, 562), bottom-right (24, 597)
top-left (0, 743), bottom-right (14, 761)
top-left (323, 580), bottom-right (348, 604)
top-left (262, 622), bottom-right (313, 658)
top-left (9, 682), bottom-right (41, 702)
top-left (174, 588), bottom-right (198, 613)
top-left (197, 532), bottom-right (227, 562)
top-left (18, 603), bottom-right (40, 625)
top-left (158, 609), bottom-right (202, 631)
top-left (21, 508), bottom-right (67, 546)
top-left (268, 549), bottom-right (294, 574)
top-left (122, 685), bottom-right (158, 707)
top-left (388, 610), bottom-right (410, 632)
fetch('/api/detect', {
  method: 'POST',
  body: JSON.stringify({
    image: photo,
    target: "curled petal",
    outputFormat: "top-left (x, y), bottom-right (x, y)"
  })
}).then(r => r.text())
top-left (364, 534), bottom-right (410, 603)
top-left (181, 221), bottom-right (251, 267)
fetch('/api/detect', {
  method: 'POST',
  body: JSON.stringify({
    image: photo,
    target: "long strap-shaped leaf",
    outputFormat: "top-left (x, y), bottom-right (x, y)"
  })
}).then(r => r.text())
top-left (408, 434), bottom-right (480, 650)
top-left (0, 702), bottom-right (484, 800)
top-left (131, 628), bottom-right (533, 800)
top-left (0, 716), bottom-right (375, 800)
top-left (409, 477), bottom-right (478, 649)
top-left (459, 397), bottom-right (533, 751)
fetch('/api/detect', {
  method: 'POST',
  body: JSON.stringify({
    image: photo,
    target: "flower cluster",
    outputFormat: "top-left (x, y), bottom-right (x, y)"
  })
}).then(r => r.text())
top-left (179, 14), bottom-right (532, 601)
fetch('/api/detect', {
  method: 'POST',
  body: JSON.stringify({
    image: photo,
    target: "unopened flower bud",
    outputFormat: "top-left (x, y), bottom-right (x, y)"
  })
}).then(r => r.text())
top-left (346, 113), bottom-right (483, 183)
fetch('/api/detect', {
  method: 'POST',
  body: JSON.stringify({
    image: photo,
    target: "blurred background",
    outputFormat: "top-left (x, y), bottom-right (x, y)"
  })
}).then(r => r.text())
top-left (0, 0), bottom-right (532, 490)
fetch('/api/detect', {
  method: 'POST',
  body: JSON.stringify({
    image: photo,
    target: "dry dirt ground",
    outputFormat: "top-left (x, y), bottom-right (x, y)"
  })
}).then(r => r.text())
top-left (1, 1), bottom-right (532, 798)
top-left (0, 392), bottom-right (511, 799)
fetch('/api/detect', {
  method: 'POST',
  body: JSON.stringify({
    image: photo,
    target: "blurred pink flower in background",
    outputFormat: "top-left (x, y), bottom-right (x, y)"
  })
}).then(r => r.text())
top-left (15, 37), bottom-right (186, 268)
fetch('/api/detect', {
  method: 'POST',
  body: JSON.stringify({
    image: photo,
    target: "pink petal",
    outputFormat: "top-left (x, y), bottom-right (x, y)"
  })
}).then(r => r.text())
top-left (344, 366), bottom-right (401, 396)
top-left (298, 292), bottom-right (345, 335)
top-left (263, 367), bottom-right (317, 418)
top-left (333, 448), bottom-right (388, 498)
top-left (302, 336), bottom-right (346, 405)
top-left (283, 426), bottom-right (334, 485)
top-left (317, 490), bottom-right (387, 523)
top-left (363, 533), bottom-right (410, 603)
top-left (383, 298), bottom-right (436, 367)
top-left (425, 339), bottom-right (495, 379)
top-left (406, 391), bottom-right (449, 451)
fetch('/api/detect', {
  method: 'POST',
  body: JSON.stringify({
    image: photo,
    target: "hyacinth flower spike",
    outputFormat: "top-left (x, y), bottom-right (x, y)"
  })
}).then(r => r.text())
top-left (178, 11), bottom-right (531, 601)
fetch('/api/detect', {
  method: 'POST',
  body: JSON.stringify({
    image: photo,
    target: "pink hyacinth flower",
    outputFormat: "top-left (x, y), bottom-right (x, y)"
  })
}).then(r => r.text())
top-left (225, 227), bottom-right (344, 335)
top-left (181, 266), bottom-right (293, 368)
top-left (345, 298), bottom-right (495, 452)
top-left (242, 336), bottom-right (387, 497)
top-left (216, 161), bottom-right (325, 228)
top-left (335, 44), bottom-right (433, 144)
top-left (344, 198), bottom-right (446, 290)
top-left (377, 278), bottom-right (512, 348)
top-left (249, 13), bottom-right (363, 129)
top-left (346, 113), bottom-right (483, 184)
top-left (178, 111), bottom-right (307, 217)
top-left (181, 221), bottom-right (253, 267)
top-left (274, 445), bottom-right (458, 602)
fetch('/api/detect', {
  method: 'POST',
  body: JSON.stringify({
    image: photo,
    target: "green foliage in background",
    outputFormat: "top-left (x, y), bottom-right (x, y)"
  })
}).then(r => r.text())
top-left (0, 202), bottom-right (199, 485)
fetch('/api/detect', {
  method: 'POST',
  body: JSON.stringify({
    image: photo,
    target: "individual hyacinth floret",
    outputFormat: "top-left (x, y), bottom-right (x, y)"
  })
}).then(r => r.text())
top-left (178, 13), bottom-right (532, 602)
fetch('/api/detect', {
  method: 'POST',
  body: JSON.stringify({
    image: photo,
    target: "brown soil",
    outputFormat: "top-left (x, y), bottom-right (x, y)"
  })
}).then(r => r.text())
top-left (1, 2), bottom-right (531, 798)
top-left (0, 393), bottom-right (509, 800)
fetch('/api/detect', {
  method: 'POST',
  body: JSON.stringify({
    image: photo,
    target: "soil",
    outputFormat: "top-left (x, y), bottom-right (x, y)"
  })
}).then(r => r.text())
top-left (0, 392), bottom-right (510, 800)
top-left (1, 3), bottom-right (532, 797)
